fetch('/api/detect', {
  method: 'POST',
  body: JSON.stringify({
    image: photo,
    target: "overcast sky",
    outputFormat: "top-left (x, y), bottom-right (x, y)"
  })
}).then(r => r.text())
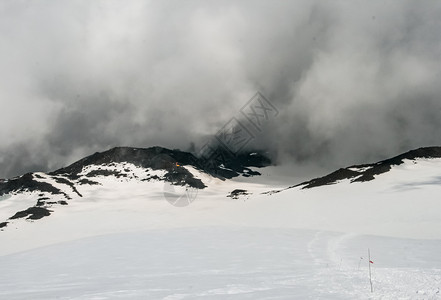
top-left (1, 0), bottom-right (441, 178)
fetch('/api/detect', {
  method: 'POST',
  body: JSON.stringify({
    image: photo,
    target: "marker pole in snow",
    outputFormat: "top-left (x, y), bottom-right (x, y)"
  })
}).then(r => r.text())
top-left (368, 248), bottom-right (373, 293)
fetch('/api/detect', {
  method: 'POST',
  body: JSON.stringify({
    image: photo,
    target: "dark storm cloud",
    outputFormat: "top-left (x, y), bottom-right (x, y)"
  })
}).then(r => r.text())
top-left (1, 0), bottom-right (441, 178)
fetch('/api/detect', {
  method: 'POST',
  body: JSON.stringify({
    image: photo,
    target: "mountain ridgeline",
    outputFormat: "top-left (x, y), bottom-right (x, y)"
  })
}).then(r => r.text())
top-left (0, 146), bottom-right (271, 227)
top-left (296, 146), bottom-right (441, 189)
top-left (2, 145), bottom-right (441, 229)
top-left (1, 146), bottom-right (271, 191)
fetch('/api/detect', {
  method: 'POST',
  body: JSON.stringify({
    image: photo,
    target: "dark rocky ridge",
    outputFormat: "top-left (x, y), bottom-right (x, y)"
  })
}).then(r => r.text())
top-left (9, 207), bottom-right (52, 220)
top-left (0, 146), bottom-right (271, 229)
top-left (0, 146), bottom-right (271, 198)
top-left (51, 147), bottom-right (197, 179)
top-left (0, 173), bottom-right (63, 196)
top-left (51, 146), bottom-right (271, 186)
top-left (297, 146), bottom-right (441, 189)
top-left (227, 189), bottom-right (250, 199)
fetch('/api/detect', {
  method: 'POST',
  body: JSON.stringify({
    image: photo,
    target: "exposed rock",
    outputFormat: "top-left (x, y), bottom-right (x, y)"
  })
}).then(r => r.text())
top-left (0, 173), bottom-right (63, 197)
top-left (297, 146), bottom-right (441, 189)
top-left (9, 207), bottom-right (52, 220)
top-left (227, 189), bottom-right (250, 199)
top-left (0, 146), bottom-right (272, 228)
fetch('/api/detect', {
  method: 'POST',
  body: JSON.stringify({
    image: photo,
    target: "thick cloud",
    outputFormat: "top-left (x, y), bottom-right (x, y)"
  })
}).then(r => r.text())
top-left (1, 0), bottom-right (441, 178)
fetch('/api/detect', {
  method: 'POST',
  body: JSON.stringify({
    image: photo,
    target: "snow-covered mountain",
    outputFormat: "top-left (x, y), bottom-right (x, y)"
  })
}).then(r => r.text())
top-left (0, 146), bottom-right (270, 228)
top-left (296, 146), bottom-right (441, 189)
top-left (1, 146), bottom-right (441, 299)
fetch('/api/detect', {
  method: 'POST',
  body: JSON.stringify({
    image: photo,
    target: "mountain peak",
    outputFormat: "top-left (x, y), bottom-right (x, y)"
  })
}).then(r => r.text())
top-left (297, 146), bottom-right (441, 189)
top-left (0, 146), bottom-right (271, 228)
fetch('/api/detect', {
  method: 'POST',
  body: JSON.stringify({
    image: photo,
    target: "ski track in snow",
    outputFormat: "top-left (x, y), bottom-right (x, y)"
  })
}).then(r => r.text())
top-left (307, 231), bottom-right (441, 299)
top-left (0, 228), bottom-right (440, 299)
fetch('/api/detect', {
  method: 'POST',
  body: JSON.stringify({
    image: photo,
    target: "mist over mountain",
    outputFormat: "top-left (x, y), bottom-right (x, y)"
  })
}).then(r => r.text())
top-left (1, 0), bottom-right (441, 178)
top-left (2, 2), bottom-right (441, 298)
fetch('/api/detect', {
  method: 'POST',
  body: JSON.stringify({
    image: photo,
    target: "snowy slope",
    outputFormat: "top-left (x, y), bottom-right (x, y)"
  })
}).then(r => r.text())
top-left (0, 147), bottom-right (441, 299)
